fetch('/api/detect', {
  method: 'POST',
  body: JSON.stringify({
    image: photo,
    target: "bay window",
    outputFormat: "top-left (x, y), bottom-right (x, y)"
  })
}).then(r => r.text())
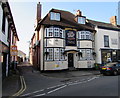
top-left (45, 48), bottom-right (65, 61)
top-left (78, 49), bottom-right (93, 60)
top-left (54, 48), bottom-right (59, 60)
top-left (45, 27), bottom-right (65, 38)
top-left (47, 48), bottom-right (53, 61)
top-left (78, 31), bottom-right (92, 40)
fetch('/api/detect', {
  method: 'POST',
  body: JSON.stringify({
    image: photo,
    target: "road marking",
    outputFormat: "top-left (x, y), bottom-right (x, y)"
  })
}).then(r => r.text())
top-left (12, 76), bottom-right (24, 96)
top-left (20, 76), bottom-right (100, 97)
top-left (47, 84), bottom-right (65, 89)
top-left (47, 85), bottom-right (67, 94)
top-left (35, 93), bottom-right (46, 96)
top-left (12, 76), bottom-right (26, 96)
top-left (21, 89), bottom-right (44, 96)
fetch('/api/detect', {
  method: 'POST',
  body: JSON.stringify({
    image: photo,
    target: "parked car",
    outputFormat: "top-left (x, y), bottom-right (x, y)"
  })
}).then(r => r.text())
top-left (100, 62), bottom-right (120, 76)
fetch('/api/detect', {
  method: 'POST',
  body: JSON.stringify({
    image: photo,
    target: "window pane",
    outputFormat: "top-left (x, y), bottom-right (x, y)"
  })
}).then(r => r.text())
top-left (50, 12), bottom-right (60, 21)
top-left (56, 13), bottom-right (60, 21)
top-left (78, 17), bottom-right (85, 24)
top-left (47, 48), bottom-right (53, 60)
top-left (50, 12), bottom-right (54, 20)
top-left (60, 48), bottom-right (65, 60)
top-left (54, 48), bottom-right (59, 60)
top-left (104, 35), bottom-right (109, 47)
top-left (54, 28), bottom-right (59, 37)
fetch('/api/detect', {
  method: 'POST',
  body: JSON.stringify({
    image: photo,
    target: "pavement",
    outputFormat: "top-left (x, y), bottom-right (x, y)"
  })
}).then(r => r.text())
top-left (39, 69), bottom-right (100, 78)
top-left (2, 71), bottom-right (20, 97)
top-left (2, 62), bottom-right (101, 97)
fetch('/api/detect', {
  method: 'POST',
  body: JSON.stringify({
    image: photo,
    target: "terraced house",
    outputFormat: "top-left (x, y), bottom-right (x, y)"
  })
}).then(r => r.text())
top-left (0, 1), bottom-right (19, 79)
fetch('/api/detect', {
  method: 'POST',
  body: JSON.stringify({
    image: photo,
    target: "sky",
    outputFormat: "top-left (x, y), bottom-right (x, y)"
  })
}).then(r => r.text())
top-left (9, 1), bottom-right (119, 56)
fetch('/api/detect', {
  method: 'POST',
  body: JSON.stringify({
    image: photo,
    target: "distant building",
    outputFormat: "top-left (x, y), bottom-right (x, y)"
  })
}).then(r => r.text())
top-left (118, 1), bottom-right (120, 25)
top-left (17, 50), bottom-right (26, 63)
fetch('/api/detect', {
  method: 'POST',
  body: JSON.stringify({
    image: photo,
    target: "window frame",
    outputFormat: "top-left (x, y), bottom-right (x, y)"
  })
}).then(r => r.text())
top-left (2, 10), bottom-right (6, 33)
top-left (78, 31), bottom-right (92, 40)
top-left (78, 49), bottom-right (93, 61)
top-left (50, 12), bottom-right (60, 21)
top-left (77, 16), bottom-right (86, 24)
top-left (104, 35), bottom-right (109, 47)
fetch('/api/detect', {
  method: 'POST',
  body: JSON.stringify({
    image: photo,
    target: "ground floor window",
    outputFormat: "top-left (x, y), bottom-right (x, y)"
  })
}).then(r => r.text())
top-left (78, 49), bottom-right (93, 60)
top-left (44, 48), bottom-right (65, 61)
top-left (101, 49), bottom-right (119, 64)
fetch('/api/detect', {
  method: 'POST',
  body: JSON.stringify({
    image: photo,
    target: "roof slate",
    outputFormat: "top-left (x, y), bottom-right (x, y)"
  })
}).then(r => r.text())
top-left (37, 9), bottom-right (95, 31)
top-left (87, 19), bottom-right (120, 31)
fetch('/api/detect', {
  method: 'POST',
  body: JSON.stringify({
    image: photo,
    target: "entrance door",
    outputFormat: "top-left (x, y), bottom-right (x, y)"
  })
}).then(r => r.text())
top-left (68, 53), bottom-right (74, 67)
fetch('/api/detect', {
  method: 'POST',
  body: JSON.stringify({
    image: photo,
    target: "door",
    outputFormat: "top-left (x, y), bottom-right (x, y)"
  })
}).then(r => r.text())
top-left (68, 53), bottom-right (74, 67)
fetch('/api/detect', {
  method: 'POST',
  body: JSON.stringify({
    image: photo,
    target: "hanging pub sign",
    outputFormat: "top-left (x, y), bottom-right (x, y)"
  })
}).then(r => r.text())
top-left (65, 28), bottom-right (77, 46)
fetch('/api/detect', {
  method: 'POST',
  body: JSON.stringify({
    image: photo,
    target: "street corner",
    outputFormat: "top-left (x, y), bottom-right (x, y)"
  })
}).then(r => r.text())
top-left (39, 69), bottom-right (101, 79)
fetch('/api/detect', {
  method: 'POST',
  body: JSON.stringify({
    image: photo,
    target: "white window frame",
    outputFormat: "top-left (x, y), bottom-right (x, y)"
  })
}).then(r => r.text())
top-left (54, 28), bottom-right (60, 37)
top-left (78, 31), bottom-right (92, 40)
top-left (60, 48), bottom-right (65, 60)
top-left (78, 17), bottom-right (86, 24)
top-left (47, 48), bottom-right (53, 61)
top-left (50, 12), bottom-right (60, 21)
top-left (54, 48), bottom-right (59, 61)
top-left (78, 49), bottom-right (93, 60)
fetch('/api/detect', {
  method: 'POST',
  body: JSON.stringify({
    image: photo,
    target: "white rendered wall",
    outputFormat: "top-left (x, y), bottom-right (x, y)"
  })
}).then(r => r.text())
top-left (95, 27), bottom-right (119, 64)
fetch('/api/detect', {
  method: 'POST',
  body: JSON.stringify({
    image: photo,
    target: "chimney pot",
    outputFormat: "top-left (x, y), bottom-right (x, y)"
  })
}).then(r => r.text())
top-left (76, 10), bottom-right (82, 16)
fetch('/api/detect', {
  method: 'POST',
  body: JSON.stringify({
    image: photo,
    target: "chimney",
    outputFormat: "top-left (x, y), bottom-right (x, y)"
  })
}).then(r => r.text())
top-left (75, 10), bottom-right (82, 17)
top-left (36, 2), bottom-right (41, 24)
top-left (110, 16), bottom-right (117, 26)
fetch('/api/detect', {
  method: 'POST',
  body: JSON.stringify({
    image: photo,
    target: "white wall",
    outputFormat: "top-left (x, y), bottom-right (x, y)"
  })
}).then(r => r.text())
top-left (0, 4), bottom-right (3, 42)
top-left (1, 17), bottom-right (9, 46)
top-left (95, 27), bottom-right (119, 64)
top-left (45, 38), bottom-right (64, 47)
top-left (79, 41), bottom-right (92, 48)
top-left (118, 31), bottom-right (120, 49)
top-left (40, 25), bottom-right (44, 70)
top-left (45, 61), bottom-right (68, 70)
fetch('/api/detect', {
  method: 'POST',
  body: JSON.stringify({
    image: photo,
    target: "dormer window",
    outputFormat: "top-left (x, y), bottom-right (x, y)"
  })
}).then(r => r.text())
top-left (50, 12), bottom-right (60, 21)
top-left (78, 16), bottom-right (86, 24)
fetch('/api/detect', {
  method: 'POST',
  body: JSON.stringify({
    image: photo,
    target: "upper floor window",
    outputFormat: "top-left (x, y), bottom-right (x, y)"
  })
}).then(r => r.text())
top-left (78, 17), bottom-right (86, 24)
top-left (50, 12), bottom-right (60, 21)
top-left (78, 31), bottom-right (92, 40)
top-left (2, 10), bottom-right (6, 33)
top-left (45, 27), bottom-right (65, 38)
top-left (104, 35), bottom-right (109, 47)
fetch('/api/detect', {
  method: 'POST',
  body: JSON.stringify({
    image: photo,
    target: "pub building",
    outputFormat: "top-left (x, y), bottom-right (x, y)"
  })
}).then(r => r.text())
top-left (35, 8), bottom-right (96, 71)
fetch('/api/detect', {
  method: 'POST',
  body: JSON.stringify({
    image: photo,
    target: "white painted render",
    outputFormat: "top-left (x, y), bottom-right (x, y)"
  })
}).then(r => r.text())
top-left (1, 17), bottom-right (9, 46)
top-left (79, 41), bottom-right (92, 48)
top-left (0, 4), bottom-right (3, 42)
top-left (44, 61), bottom-right (68, 70)
top-left (95, 26), bottom-right (119, 64)
top-left (40, 25), bottom-right (44, 71)
top-left (45, 38), bottom-right (64, 47)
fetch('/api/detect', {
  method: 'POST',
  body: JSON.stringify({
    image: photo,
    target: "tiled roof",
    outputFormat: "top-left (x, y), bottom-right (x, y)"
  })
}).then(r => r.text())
top-left (87, 19), bottom-right (120, 31)
top-left (36, 9), bottom-right (95, 31)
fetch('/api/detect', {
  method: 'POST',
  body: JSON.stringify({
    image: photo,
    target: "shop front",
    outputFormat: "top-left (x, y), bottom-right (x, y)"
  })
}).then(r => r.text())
top-left (101, 49), bottom-right (119, 64)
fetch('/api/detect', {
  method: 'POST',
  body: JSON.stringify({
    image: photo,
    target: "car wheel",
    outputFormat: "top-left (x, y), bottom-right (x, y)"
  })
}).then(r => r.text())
top-left (113, 71), bottom-right (118, 76)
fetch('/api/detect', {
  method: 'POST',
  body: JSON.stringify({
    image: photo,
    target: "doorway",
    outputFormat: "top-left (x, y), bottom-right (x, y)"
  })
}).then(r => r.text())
top-left (68, 53), bottom-right (74, 67)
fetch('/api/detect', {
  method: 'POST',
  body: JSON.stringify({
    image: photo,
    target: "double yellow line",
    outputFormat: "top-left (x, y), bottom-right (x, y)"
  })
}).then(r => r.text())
top-left (12, 76), bottom-right (26, 97)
